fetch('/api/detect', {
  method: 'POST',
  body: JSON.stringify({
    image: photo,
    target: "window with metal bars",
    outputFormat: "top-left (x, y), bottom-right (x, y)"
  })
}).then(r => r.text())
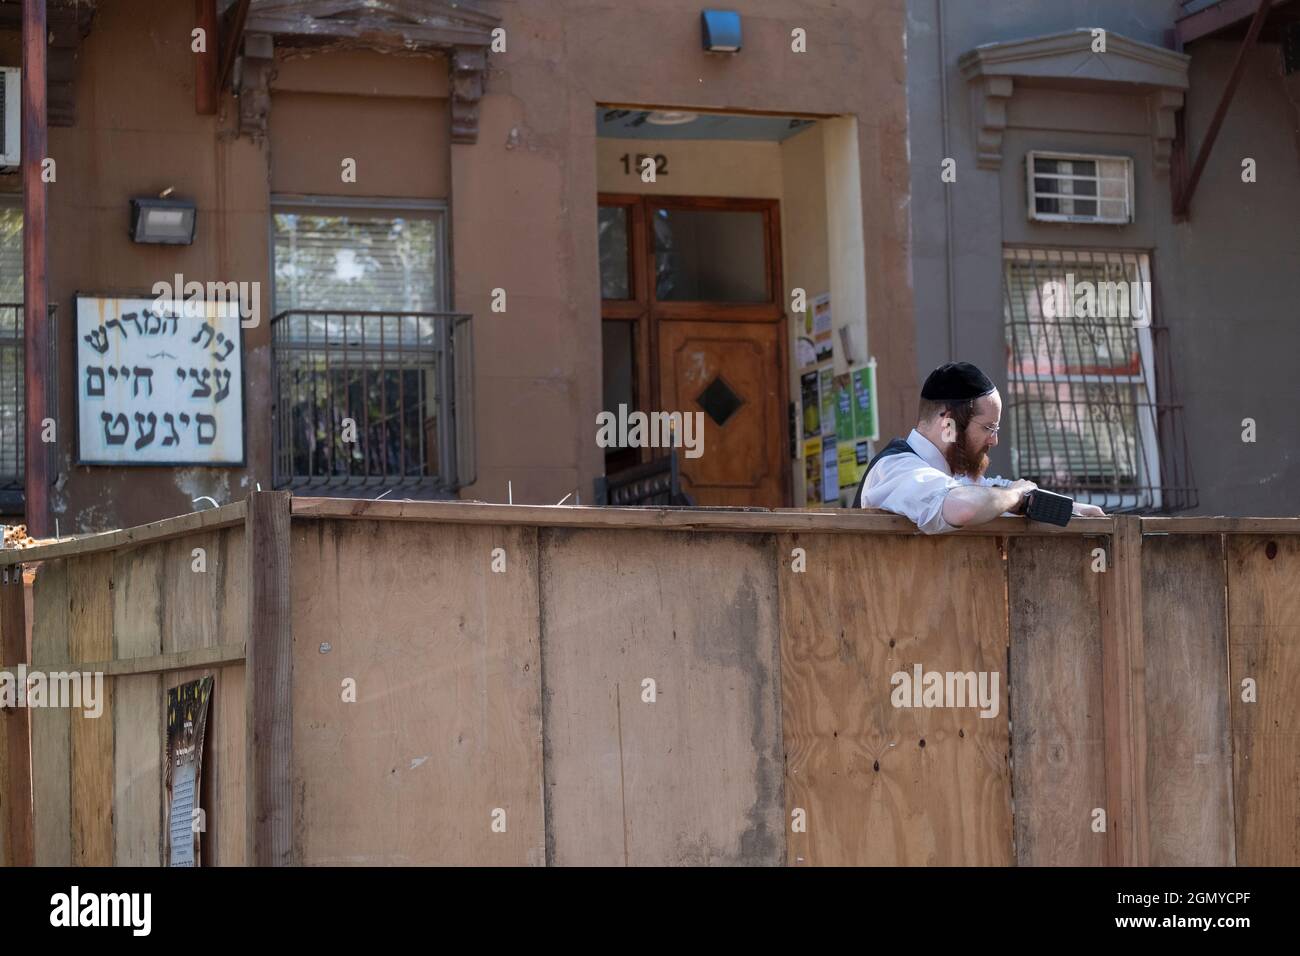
top-left (1002, 247), bottom-right (1194, 513)
top-left (270, 198), bottom-right (474, 495)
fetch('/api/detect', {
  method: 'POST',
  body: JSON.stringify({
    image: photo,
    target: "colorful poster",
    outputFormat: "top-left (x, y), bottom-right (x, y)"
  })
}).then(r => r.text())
top-left (851, 361), bottom-right (880, 441)
top-left (812, 293), bottom-right (833, 363)
top-left (166, 676), bottom-right (214, 867)
top-left (821, 442), bottom-right (839, 503)
top-left (835, 378), bottom-right (855, 444)
top-left (838, 440), bottom-right (862, 490)
top-left (800, 371), bottom-right (821, 440)
top-left (818, 367), bottom-right (836, 439)
top-left (803, 437), bottom-right (822, 505)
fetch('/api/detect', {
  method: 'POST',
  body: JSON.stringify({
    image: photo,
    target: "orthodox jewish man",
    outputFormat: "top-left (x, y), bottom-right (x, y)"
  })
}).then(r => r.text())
top-left (851, 362), bottom-right (1105, 532)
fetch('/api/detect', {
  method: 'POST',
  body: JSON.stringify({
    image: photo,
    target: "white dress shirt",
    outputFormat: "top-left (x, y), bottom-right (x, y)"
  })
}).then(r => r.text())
top-left (859, 428), bottom-right (1013, 534)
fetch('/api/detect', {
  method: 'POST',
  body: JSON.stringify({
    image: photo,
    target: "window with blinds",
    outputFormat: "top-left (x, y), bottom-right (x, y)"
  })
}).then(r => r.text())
top-left (269, 199), bottom-right (461, 495)
top-left (272, 203), bottom-right (445, 316)
top-left (1003, 248), bottom-right (1161, 511)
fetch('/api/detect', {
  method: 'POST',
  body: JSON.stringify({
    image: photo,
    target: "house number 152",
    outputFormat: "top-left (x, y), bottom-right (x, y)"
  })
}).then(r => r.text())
top-left (620, 153), bottom-right (668, 176)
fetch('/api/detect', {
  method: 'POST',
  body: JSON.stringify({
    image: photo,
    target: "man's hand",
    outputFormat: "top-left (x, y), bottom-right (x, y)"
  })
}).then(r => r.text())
top-left (1072, 503), bottom-right (1105, 517)
top-left (1007, 479), bottom-right (1037, 514)
top-left (944, 481), bottom-right (1034, 528)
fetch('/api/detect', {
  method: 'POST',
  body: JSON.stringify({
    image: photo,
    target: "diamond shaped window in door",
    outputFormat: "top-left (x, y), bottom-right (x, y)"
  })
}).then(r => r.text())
top-left (696, 375), bottom-right (745, 427)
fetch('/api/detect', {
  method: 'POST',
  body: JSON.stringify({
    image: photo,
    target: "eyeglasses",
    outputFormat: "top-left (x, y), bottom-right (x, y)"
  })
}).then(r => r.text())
top-left (974, 420), bottom-right (1001, 437)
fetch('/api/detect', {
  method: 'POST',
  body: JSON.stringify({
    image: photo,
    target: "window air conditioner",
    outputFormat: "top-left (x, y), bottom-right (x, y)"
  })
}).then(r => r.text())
top-left (1, 67), bottom-right (20, 170)
top-left (1026, 150), bottom-right (1133, 225)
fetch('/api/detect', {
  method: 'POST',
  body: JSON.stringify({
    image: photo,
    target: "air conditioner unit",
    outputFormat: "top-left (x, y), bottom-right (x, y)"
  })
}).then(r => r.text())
top-left (0, 67), bottom-right (19, 170)
top-left (1026, 151), bottom-right (1133, 225)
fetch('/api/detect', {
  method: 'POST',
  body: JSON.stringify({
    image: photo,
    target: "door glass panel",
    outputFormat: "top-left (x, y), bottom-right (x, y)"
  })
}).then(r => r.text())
top-left (602, 320), bottom-right (635, 413)
top-left (598, 206), bottom-right (631, 300)
top-left (652, 207), bottom-right (767, 302)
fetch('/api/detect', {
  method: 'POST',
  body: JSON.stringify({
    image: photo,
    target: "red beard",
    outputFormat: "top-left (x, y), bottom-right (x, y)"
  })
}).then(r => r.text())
top-left (945, 433), bottom-right (989, 479)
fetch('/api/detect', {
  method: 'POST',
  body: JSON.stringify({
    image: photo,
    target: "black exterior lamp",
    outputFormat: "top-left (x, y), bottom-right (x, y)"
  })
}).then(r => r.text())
top-left (129, 196), bottom-right (197, 245)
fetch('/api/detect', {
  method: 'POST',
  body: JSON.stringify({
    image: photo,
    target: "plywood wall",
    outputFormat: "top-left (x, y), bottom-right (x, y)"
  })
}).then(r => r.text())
top-left (540, 528), bottom-right (785, 866)
top-left (1228, 535), bottom-right (1300, 865)
top-left (781, 533), bottom-right (1013, 865)
top-left (13, 508), bottom-right (1300, 868)
top-left (1008, 537), bottom-right (1107, 866)
top-left (26, 527), bottom-right (247, 866)
top-left (289, 519), bottom-right (545, 865)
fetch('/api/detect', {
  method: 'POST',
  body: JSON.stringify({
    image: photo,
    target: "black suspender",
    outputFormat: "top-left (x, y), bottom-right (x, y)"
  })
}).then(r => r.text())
top-left (848, 437), bottom-right (917, 509)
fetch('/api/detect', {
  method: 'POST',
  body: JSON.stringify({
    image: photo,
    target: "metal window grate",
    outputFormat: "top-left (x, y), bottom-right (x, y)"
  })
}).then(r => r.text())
top-left (1002, 248), bottom-right (1196, 513)
top-left (0, 302), bottom-right (59, 514)
top-left (271, 309), bottom-right (473, 496)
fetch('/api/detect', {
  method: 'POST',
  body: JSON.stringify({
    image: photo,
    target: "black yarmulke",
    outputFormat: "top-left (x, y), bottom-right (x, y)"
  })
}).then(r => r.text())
top-left (921, 362), bottom-right (995, 401)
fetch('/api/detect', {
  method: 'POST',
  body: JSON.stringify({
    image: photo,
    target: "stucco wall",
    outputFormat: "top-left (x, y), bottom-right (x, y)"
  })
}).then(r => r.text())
top-left (906, 0), bottom-right (1300, 514)
top-left (457, 0), bottom-right (914, 508)
top-left (7, 0), bottom-right (914, 529)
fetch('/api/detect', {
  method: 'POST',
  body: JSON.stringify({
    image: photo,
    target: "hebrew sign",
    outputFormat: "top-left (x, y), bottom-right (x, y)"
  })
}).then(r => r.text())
top-left (76, 295), bottom-right (244, 465)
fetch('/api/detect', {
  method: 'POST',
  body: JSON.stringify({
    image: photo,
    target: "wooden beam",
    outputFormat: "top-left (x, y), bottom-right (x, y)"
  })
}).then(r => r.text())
top-left (1173, 0), bottom-right (1272, 217)
top-left (289, 496), bottom-right (1119, 536)
top-left (245, 491), bottom-right (292, 866)
top-left (218, 0), bottom-right (252, 93)
top-left (195, 0), bottom-right (218, 114)
top-left (0, 567), bottom-right (34, 866)
top-left (1099, 516), bottom-right (1151, 865)
top-left (1176, 0), bottom-right (1283, 45)
top-left (46, 642), bottom-right (247, 678)
top-left (0, 500), bottom-right (247, 567)
top-left (22, 0), bottom-right (50, 539)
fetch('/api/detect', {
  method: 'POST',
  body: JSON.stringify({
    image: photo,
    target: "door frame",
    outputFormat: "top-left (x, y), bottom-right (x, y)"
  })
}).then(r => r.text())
top-left (598, 193), bottom-right (790, 503)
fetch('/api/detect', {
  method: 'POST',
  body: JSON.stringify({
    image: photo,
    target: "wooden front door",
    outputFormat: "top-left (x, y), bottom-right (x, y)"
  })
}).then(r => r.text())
top-left (657, 320), bottom-right (785, 506)
top-left (599, 194), bottom-right (789, 508)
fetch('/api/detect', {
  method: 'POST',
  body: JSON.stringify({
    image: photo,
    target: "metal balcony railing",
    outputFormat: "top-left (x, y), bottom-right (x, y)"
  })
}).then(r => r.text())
top-left (0, 302), bottom-right (58, 514)
top-left (271, 309), bottom-right (474, 497)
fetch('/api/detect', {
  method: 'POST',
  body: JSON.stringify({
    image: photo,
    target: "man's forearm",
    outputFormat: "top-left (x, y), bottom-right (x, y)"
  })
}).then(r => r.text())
top-left (942, 484), bottom-right (1024, 528)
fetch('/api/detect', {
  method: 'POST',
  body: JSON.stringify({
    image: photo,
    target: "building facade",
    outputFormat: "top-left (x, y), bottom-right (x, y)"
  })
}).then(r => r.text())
top-left (0, 0), bottom-right (914, 532)
top-left (1, 0), bottom-right (1295, 533)
top-left (906, 0), bottom-right (1300, 516)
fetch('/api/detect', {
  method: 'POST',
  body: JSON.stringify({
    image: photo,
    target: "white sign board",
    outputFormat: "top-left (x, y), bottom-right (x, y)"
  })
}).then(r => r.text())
top-left (76, 295), bottom-right (244, 465)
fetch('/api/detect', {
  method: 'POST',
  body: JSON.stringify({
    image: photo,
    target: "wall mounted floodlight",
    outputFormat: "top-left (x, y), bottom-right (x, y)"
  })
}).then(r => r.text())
top-left (129, 197), bottom-right (197, 245)
top-left (701, 10), bottom-right (742, 53)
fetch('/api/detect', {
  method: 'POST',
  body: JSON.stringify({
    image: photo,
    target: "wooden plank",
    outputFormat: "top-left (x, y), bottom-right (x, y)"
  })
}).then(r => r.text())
top-left (163, 529), bottom-right (248, 655)
top-left (1228, 535), bottom-right (1300, 865)
top-left (0, 500), bottom-right (247, 567)
top-left (780, 533), bottom-right (1012, 865)
top-left (208, 663), bottom-right (246, 866)
top-left (29, 560), bottom-right (70, 864)
top-left (291, 496), bottom-right (1115, 536)
top-left (113, 542), bottom-right (164, 661)
top-left (67, 552), bottom-right (115, 866)
top-left (291, 519), bottom-right (544, 865)
top-left (1007, 537), bottom-right (1107, 866)
top-left (1142, 518), bottom-right (1300, 535)
top-left (0, 567), bottom-right (34, 865)
top-left (245, 491), bottom-right (293, 866)
top-left (112, 674), bottom-right (162, 866)
top-left (542, 528), bottom-right (783, 866)
top-left (1142, 534), bottom-right (1234, 865)
top-left (1099, 516), bottom-right (1150, 866)
top-left (66, 644), bottom-right (247, 678)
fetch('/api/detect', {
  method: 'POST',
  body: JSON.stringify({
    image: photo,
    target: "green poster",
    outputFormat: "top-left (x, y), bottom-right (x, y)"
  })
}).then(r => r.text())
top-left (835, 381), bottom-right (854, 444)
top-left (851, 364), bottom-right (879, 441)
top-left (818, 367), bottom-right (835, 439)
